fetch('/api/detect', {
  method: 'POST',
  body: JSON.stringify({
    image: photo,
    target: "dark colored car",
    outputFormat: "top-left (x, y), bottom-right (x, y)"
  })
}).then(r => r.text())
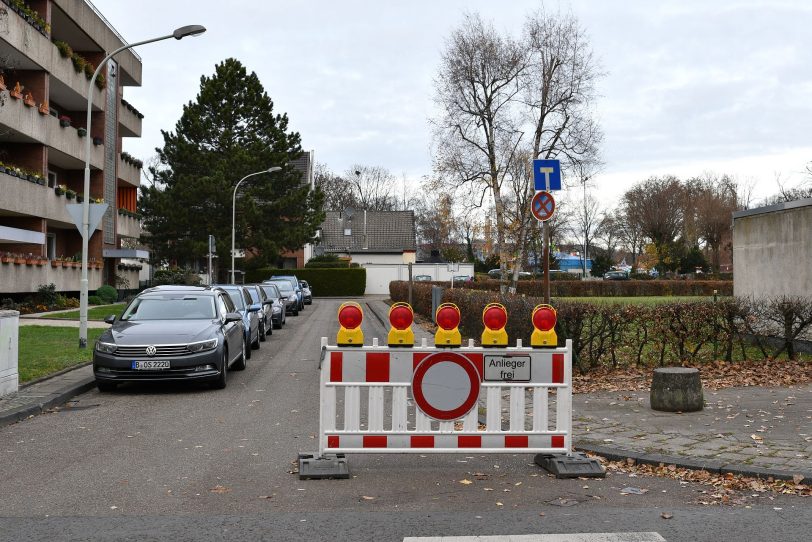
top-left (245, 284), bottom-right (274, 342)
top-left (270, 275), bottom-right (304, 311)
top-left (265, 279), bottom-right (298, 316)
top-left (414, 275), bottom-right (432, 282)
top-left (92, 286), bottom-right (246, 391)
top-left (215, 285), bottom-right (262, 356)
top-left (604, 270), bottom-right (629, 280)
top-left (299, 280), bottom-right (313, 305)
top-left (259, 282), bottom-right (286, 328)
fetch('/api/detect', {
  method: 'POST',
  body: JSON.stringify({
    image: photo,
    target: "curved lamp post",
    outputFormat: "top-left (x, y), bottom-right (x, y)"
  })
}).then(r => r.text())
top-left (78, 25), bottom-right (206, 348)
top-left (231, 167), bottom-right (283, 284)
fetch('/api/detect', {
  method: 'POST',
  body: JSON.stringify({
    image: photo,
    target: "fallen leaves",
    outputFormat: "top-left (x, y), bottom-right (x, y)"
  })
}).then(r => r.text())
top-left (459, 479), bottom-right (473, 485)
top-left (360, 495), bottom-right (375, 501)
top-left (209, 485), bottom-right (231, 494)
top-left (660, 512), bottom-right (673, 520)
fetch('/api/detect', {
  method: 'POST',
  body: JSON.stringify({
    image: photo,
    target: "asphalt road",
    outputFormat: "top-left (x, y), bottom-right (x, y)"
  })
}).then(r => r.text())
top-left (0, 298), bottom-right (809, 541)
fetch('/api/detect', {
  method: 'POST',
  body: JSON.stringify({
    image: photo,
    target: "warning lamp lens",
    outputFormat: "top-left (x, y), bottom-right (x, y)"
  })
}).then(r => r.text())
top-left (389, 306), bottom-right (413, 330)
top-left (533, 307), bottom-right (556, 331)
top-left (338, 305), bottom-right (363, 329)
top-left (436, 306), bottom-right (460, 330)
top-left (483, 306), bottom-right (507, 330)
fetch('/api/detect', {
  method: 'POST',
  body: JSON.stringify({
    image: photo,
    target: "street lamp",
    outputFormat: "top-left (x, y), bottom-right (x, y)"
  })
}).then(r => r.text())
top-left (78, 25), bottom-right (206, 348)
top-left (231, 167), bottom-right (283, 284)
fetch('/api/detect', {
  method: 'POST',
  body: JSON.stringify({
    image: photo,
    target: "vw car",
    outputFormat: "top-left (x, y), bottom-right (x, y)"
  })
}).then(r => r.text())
top-left (259, 282), bottom-right (286, 328)
top-left (270, 275), bottom-right (304, 311)
top-left (214, 285), bottom-right (262, 356)
top-left (93, 286), bottom-right (246, 391)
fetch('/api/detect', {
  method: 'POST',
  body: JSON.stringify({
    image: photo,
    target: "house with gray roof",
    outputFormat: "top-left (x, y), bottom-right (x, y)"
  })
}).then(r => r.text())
top-left (319, 210), bottom-right (417, 264)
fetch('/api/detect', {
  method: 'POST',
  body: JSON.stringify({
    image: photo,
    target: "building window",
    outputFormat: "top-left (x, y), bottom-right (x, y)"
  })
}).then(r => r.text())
top-left (47, 170), bottom-right (57, 188)
top-left (46, 233), bottom-right (56, 260)
top-left (344, 228), bottom-right (352, 236)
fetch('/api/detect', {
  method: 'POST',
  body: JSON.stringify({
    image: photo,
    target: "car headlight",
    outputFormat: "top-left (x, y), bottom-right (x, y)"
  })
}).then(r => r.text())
top-left (95, 341), bottom-right (116, 354)
top-left (288, 295), bottom-right (296, 302)
top-left (272, 305), bottom-right (281, 314)
top-left (187, 338), bottom-right (218, 353)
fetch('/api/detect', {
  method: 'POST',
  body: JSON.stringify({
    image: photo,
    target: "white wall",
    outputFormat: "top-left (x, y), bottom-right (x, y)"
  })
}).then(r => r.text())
top-left (363, 263), bottom-right (476, 294)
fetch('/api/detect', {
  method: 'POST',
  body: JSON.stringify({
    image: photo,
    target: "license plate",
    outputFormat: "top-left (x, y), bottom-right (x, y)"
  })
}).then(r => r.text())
top-left (131, 360), bottom-right (170, 370)
top-left (484, 355), bottom-right (530, 382)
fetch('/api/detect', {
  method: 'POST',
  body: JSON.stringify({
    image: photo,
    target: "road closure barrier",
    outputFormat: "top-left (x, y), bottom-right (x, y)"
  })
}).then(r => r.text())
top-left (300, 301), bottom-right (604, 479)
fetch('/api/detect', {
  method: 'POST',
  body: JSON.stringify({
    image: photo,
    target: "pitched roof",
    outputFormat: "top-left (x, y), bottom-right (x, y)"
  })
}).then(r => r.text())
top-left (289, 150), bottom-right (313, 187)
top-left (320, 210), bottom-right (416, 253)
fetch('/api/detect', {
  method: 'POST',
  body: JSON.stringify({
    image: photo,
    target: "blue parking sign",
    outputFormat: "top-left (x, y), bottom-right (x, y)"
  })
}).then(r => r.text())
top-left (533, 159), bottom-right (561, 191)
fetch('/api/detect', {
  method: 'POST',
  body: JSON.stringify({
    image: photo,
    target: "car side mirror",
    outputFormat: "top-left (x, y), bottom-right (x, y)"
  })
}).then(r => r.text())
top-left (225, 312), bottom-right (242, 323)
top-left (104, 315), bottom-right (116, 324)
top-left (248, 303), bottom-right (261, 312)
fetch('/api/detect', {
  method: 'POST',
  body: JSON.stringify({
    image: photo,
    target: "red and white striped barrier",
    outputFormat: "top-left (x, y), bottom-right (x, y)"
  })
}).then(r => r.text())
top-left (317, 337), bottom-right (573, 455)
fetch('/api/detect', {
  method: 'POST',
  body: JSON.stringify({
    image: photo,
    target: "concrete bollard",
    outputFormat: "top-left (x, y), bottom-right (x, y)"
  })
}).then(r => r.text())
top-left (0, 310), bottom-right (20, 398)
top-left (650, 367), bottom-right (703, 412)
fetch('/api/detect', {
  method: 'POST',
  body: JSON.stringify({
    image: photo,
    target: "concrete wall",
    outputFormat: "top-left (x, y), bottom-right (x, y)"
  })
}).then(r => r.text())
top-left (732, 199), bottom-right (812, 298)
top-left (363, 263), bottom-right (476, 294)
top-left (348, 252), bottom-right (411, 266)
top-left (0, 261), bottom-right (102, 294)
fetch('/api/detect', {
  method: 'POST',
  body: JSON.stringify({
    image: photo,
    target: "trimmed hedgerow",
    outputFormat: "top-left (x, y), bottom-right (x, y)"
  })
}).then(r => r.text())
top-left (246, 268), bottom-right (366, 297)
top-left (424, 279), bottom-right (732, 297)
top-left (389, 281), bottom-right (812, 371)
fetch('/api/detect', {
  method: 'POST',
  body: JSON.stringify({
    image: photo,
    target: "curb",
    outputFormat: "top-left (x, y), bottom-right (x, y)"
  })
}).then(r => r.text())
top-left (576, 443), bottom-right (811, 486)
top-left (0, 374), bottom-right (96, 429)
top-left (20, 361), bottom-right (92, 389)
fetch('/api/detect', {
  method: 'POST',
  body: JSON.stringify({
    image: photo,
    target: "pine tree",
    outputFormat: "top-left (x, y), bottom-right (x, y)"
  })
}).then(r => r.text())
top-left (139, 58), bottom-right (324, 279)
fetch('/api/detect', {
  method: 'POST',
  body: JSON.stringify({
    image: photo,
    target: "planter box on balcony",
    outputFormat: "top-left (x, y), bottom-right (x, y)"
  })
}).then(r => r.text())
top-left (51, 260), bottom-right (62, 268)
top-left (14, 258), bottom-right (26, 264)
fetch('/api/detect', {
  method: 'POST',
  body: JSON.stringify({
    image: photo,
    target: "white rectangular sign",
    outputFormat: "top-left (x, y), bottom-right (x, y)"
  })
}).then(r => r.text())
top-left (484, 355), bottom-right (531, 382)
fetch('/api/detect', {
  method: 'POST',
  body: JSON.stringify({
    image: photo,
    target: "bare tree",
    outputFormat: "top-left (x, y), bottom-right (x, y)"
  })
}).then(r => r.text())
top-left (596, 211), bottom-right (622, 262)
top-left (314, 162), bottom-right (357, 211)
top-left (347, 164), bottom-right (400, 211)
top-left (616, 199), bottom-right (646, 269)
top-left (570, 189), bottom-right (602, 277)
top-left (623, 176), bottom-right (685, 272)
top-left (694, 174), bottom-right (739, 272)
top-left (432, 13), bottom-right (526, 290)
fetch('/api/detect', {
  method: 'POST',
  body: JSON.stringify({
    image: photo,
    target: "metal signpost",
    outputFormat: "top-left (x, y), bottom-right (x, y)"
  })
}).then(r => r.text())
top-left (532, 160), bottom-right (562, 303)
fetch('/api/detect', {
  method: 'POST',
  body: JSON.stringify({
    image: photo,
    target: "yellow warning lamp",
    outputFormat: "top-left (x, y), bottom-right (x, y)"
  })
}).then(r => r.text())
top-left (388, 302), bottom-right (415, 347)
top-left (434, 302), bottom-right (461, 347)
top-left (531, 304), bottom-right (558, 348)
top-left (336, 301), bottom-right (364, 346)
top-left (481, 303), bottom-right (508, 347)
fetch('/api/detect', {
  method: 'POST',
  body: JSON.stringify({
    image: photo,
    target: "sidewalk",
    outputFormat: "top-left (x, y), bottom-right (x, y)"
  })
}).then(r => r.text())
top-left (0, 365), bottom-right (95, 427)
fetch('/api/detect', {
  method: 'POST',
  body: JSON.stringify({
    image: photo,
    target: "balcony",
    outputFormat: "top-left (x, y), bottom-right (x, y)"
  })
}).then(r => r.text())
top-left (118, 156), bottom-right (141, 187)
top-left (116, 210), bottom-right (141, 239)
top-left (0, 98), bottom-right (105, 169)
top-left (0, 259), bottom-right (102, 294)
top-left (0, 171), bottom-right (74, 226)
top-left (119, 99), bottom-right (142, 137)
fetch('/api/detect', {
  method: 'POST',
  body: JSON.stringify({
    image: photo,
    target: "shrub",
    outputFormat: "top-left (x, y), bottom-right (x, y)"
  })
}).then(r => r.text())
top-left (36, 283), bottom-right (58, 307)
top-left (95, 284), bottom-right (118, 304)
top-left (245, 268), bottom-right (366, 297)
top-left (87, 295), bottom-right (103, 305)
top-left (152, 267), bottom-right (201, 286)
top-left (437, 279), bottom-right (732, 297)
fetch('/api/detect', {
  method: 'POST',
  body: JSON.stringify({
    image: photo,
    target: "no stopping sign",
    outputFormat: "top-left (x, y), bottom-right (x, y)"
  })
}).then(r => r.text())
top-left (412, 352), bottom-right (481, 420)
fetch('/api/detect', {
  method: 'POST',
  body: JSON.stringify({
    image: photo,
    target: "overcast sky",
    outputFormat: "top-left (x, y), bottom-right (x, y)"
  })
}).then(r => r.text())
top-left (93, 0), bottom-right (812, 207)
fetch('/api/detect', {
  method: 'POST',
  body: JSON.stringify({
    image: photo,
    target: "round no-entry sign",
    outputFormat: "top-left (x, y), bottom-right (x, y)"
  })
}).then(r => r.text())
top-left (412, 352), bottom-right (481, 420)
top-left (531, 190), bottom-right (556, 222)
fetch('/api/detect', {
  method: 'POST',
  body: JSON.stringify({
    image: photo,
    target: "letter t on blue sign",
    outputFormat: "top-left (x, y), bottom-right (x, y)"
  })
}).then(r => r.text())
top-left (533, 159), bottom-right (562, 191)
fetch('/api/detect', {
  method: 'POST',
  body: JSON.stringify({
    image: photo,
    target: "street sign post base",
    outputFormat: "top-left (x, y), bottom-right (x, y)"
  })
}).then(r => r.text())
top-left (535, 452), bottom-right (606, 479)
top-left (298, 452), bottom-right (350, 480)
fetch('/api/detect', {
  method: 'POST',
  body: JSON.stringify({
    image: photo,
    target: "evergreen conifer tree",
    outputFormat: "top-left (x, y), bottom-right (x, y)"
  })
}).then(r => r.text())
top-left (139, 58), bottom-right (324, 280)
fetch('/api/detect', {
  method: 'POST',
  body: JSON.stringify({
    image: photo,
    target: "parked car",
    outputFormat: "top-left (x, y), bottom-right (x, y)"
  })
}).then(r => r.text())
top-left (92, 285), bottom-right (246, 391)
top-left (259, 282), bottom-right (286, 328)
top-left (215, 285), bottom-right (261, 356)
top-left (413, 275), bottom-right (432, 281)
top-left (245, 284), bottom-right (274, 341)
top-left (264, 279), bottom-right (299, 316)
top-left (453, 275), bottom-right (473, 282)
top-left (270, 275), bottom-right (304, 311)
top-left (299, 280), bottom-right (312, 305)
top-left (487, 269), bottom-right (531, 279)
top-left (604, 270), bottom-right (629, 281)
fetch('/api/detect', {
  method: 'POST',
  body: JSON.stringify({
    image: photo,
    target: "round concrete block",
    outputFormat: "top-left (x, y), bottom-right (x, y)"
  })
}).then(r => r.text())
top-left (650, 367), bottom-right (703, 412)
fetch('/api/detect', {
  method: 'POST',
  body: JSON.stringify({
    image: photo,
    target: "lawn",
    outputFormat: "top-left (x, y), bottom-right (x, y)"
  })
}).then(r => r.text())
top-left (18, 326), bottom-right (106, 383)
top-left (49, 303), bottom-right (127, 321)
top-left (553, 296), bottom-right (729, 305)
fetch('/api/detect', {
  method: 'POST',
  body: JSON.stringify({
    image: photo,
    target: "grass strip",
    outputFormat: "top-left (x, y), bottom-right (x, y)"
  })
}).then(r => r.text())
top-left (48, 303), bottom-right (126, 321)
top-left (18, 326), bottom-right (105, 383)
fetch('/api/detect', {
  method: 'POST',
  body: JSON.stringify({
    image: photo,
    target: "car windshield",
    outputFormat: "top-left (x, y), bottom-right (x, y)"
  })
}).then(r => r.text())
top-left (261, 284), bottom-right (280, 298)
top-left (268, 280), bottom-right (293, 294)
top-left (120, 296), bottom-right (216, 321)
top-left (221, 289), bottom-right (245, 310)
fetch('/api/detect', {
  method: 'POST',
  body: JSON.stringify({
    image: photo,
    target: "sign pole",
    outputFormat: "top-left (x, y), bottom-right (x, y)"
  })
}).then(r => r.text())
top-left (542, 168), bottom-right (552, 304)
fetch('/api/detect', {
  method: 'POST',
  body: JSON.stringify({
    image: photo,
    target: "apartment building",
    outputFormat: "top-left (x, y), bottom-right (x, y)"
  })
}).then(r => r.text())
top-left (0, 0), bottom-right (145, 295)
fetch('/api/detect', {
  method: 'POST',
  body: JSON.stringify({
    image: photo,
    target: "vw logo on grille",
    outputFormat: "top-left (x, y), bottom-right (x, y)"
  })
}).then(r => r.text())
top-left (145, 345), bottom-right (157, 357)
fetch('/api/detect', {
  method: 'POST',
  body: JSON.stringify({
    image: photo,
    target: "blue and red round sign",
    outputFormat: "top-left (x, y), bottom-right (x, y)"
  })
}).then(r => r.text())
top-left (531, 191), bottom-right (556, 222)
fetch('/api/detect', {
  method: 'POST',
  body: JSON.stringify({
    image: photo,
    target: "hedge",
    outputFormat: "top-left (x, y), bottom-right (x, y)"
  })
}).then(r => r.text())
top-left (246, 268), bottom-right (366, 297)
top-left (419, 279), bottom-right (732, 297)
top-left (389, 281), bottom-right (812, 370)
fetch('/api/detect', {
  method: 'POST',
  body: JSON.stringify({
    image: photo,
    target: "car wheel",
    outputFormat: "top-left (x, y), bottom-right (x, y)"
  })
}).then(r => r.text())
top-left (96, 381), bottom-right (116, 392)
top-left (274, 318), bottom-right (281, 329)
top-left (251, 328), bottom-right (260, 350)
top-left (233, 338), bottom-right (247, 371)
top-left (212, 348), bottom-right (228, 389)
top-left (292, 306), bottom-right (299, 316)
top-left (259, 320), bottom-right (266, 342)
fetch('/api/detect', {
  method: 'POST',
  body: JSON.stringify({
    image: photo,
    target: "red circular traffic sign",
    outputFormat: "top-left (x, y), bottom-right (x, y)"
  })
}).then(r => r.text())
top-left (531, 191), bottom-right (556, 222)
top-left (412, 352), bottom-right (480, 421)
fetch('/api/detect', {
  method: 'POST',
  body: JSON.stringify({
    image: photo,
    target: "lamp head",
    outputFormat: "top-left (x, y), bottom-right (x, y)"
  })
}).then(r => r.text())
top-left (267, 166), bottom-right (282, 173)
top-left (173, 25), bottom-right (207, 39)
